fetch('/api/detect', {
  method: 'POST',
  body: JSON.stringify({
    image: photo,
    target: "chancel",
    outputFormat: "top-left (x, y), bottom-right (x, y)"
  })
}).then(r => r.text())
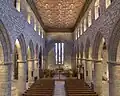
top-left (0, 0), bottom-right (119, 96)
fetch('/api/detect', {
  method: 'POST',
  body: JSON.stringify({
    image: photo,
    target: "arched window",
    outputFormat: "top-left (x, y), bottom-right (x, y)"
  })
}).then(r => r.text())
top-left (34, 19), bottom-right (37, 31)
top-left (80, 23), bottom-right (83, 35)
top-left (75, 30), bottom-right (77, 40)
top-left (84, 18), bottom-right (87, 32)
top-left (95, 0), bottom-right (100, 20)
top-left (106, 0), bottom-right (111, 8)
top-left (41, 30), bottom-right (44, 38)
top-left (14, 0), bottom-right (21, 12)
top-left (38, 26), bottom-right (41, 36)
top-left (55, 43), bottom-right (64, 64)
top-left (88, 10), bottom-right (92, 27)
top-left (77, 28), bottom-right (80, 38)
top-left (27, 13), bottom-right (31, 24)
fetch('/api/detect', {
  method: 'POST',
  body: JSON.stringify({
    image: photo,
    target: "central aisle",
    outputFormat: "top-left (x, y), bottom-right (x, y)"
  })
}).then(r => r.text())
top-left (53, 81), bottom-right (66, 96)
top-left (53, 74), bottom-right (66, 96)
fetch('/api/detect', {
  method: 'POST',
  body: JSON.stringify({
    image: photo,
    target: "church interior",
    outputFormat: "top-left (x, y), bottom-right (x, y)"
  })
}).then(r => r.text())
top-left (0, 0), bottom-right (120, 96)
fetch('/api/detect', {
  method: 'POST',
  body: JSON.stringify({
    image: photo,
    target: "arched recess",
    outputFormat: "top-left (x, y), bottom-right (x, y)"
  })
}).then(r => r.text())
top-left (77, 45), bottom-right (80, 64)
top-left (0, 42), bottom-right (4, 64)
top-left (39, 46), bottom-right (42, 69)
top-left (80, 42), bottom-right (84, 58)
top-left (35, 44), bottom-right (39, 59)
top-left (85, 37), bottom-right (93, 85)
top-left (0, 20), bottom-right (12, 95)
top-left (79, 42), bottom-right (85, 80)
top-left (12, 33), bottom-right (27, 96)
top-left (92, 32), bottom-right (109, 96)
top-left (85, 37), bottom-right (91, 59)
top-left (38, 46), bottom-right (43, 78)
top-left (108, 19), bottom-right (120, 96)
top-left (34, 44), bottom-right (39, 80)
top-left (27, 40), bottom-right (34, 88)
top-left (75, 46), bottom-right (79, 68)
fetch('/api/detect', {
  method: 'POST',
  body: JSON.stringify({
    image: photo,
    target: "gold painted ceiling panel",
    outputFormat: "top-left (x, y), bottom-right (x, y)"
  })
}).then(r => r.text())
top-left (34, 0), bottom-right (85, 29)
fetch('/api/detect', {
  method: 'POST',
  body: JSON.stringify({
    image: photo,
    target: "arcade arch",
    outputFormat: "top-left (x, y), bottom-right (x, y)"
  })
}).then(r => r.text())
top-left (11, 34), bottom-right (27, 96)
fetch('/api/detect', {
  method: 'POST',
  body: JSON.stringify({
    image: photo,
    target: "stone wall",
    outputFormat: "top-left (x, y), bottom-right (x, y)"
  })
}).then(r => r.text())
top-left (0, 0), bottom-right (45, 95)
top-left (74, 0), bottom-right (120, 96)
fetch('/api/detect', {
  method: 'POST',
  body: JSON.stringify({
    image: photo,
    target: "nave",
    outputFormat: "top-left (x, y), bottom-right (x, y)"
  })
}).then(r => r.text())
top-left (0, 0), bottom-right (120, 96)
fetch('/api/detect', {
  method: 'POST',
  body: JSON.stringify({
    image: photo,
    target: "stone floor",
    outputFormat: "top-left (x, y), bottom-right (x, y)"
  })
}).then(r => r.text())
top-left (53, 74), bottom-right (66, 96)
top-left (53, 81), bottom-right (66, 96)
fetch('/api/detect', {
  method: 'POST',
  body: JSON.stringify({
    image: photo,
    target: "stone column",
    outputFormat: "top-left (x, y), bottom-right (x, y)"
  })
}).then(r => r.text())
top-left (0, 62), bottom-right (12, 96)
top-left (77, 58), bottom-right (81, 79)
top-left (86, 59), bottom-right (93, 86)
top-left (17, 60), bottom-right (26, 95)
top-left (108, 61), bottom-right (120, 96)
top-left (81, 58), bottom-right (87, 81)
top-left (34, 58), bottom-right (39, 80)
top-left (27, 59), bottom-right (34, 87)
top-left (94, 59), bottom-right (103, 96)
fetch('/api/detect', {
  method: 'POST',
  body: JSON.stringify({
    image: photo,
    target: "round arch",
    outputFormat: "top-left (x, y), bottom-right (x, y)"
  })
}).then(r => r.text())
top-left (12, 33), bottom-right (27, 96)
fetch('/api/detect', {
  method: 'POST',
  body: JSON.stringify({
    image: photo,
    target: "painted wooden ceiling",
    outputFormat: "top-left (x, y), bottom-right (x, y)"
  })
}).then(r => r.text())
top-left (33, 0), bottom-right (86, 32)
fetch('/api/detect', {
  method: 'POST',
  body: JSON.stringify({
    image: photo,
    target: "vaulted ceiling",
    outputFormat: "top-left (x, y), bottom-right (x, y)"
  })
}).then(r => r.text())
top-left (28, 0), bottom-right (91, 32)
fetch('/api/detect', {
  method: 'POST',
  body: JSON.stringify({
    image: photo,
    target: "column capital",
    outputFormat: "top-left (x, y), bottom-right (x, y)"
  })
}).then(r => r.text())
top-left (80, 58), bottom-right (87, 60)
top-left (17, 60), bottom-right (26, 63)
top-left (86, 59), bottom-right (94, 61)
top-left (92, 59), bottom-right (102, 63)
top-left (27, 59), bottom-right (34, 61)
top-left (0, 62), bottom-right (12, 65)
top-left (34, 58), bottom-right (39, 61)
top-left (77, 58), bottom-right (81, 60)
top-left (80, 58), bottom-right (102, 63)
top-left (107, 61), bottom-right (120, 66)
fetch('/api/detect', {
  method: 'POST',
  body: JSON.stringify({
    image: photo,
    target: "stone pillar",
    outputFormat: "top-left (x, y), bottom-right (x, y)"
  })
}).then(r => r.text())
top-left (94, 59), bottom-right (103, 96)
top-left (17, 60), bottom-right (26, 95)
top-left (77, 58), bottom-right (81, 79)
top-left (108, 61), bottom-right (120, 96)
top-left (27, 59), bottom-right (34, 87)
top-left (81, 58), bottom-right (87, 81)
top-left (86, 59), bottom-right (93, 86)
top-left (71, 58), bottom-right (76, 70)
top-left (34, 58), bottom-right (39, 80)
top-left (0, 62), bottom-right (12, 96)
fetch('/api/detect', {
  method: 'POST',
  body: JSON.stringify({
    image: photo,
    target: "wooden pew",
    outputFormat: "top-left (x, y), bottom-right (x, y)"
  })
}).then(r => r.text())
top-left (65, 79), bottom-right (98, 96)
top-left (23, 79), bottom-right (54, 96)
